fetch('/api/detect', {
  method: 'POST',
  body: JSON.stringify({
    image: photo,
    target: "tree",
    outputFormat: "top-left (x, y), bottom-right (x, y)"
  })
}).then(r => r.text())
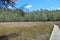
top-left (0, 0), bottom-right (26, 16)
top-left (0, 0), bottom-right (17, 8)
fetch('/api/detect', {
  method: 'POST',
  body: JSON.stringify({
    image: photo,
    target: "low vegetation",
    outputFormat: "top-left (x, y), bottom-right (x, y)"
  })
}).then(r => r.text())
top-left (0, 22), bottom-right (60, 40)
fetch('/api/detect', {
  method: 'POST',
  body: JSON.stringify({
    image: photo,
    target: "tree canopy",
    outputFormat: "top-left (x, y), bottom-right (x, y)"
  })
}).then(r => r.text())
top-left (0, 0), bottom-right (16, 8)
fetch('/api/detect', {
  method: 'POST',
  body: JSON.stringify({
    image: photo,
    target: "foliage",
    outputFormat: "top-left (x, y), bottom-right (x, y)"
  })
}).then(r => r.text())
top-left (0, 8), bottom-right (60, 22)
top-left (0, 0), bottom-right (16, 8)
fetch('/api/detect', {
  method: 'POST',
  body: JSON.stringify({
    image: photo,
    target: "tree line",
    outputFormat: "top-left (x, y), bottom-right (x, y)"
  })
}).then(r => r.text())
top-left (0, 0), bottom-right (60, 22)
top-left (0, 8), bottom-right (60, 22)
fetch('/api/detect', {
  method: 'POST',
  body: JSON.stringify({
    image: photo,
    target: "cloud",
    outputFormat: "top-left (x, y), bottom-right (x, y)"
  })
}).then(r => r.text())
top-left (25, 5), bottom-right (32, 9)
top-left (56, 8), bottom-right (60, 10)
top-left (55, 8), bottom-right (60, 10)
top-left (8, 6), bottom-right (12, 9)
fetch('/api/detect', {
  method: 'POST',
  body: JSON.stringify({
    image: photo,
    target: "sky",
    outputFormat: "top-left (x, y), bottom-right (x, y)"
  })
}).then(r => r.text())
top-left (14, 0), bottom-right (60, 11)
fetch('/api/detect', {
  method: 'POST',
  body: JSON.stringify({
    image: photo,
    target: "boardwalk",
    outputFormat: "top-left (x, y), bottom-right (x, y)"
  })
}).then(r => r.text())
top-left (50, 25), bottom-right (60, 40)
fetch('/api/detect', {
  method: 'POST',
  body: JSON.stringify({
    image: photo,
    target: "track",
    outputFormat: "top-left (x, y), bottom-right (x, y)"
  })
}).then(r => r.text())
top-left (50, 25), bottom-right (60, 40)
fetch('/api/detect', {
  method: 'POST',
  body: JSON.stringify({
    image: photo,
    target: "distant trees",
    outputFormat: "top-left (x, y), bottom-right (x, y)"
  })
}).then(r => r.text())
top-left (24, 9), bottom-right (60, 21)
top-left (0, 8), bottom-right (60, 22)
top-left (0, 0), bottom-right (60, 22)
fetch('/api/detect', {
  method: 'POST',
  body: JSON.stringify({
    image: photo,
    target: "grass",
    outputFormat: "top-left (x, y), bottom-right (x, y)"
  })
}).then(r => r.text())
top-left (0, 22), bottom-right (60, 40)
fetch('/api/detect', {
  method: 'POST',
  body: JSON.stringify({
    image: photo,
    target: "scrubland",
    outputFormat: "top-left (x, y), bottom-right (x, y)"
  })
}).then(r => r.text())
top-left (0, 22), bottom-right (60, 40)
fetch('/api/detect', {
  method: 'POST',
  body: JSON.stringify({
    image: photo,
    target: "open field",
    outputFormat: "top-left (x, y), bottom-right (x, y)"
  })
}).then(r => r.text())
top-left (0, 22), bottom-right (60, 40)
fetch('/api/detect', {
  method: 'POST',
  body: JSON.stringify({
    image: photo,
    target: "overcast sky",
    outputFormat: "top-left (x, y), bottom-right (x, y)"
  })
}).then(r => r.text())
top-left (15, 0), bottom-right (60, 11)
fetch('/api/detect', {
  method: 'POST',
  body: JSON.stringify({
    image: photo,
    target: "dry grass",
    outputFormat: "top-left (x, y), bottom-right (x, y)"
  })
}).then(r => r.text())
top-left (0, 22), bottom-right (60, 40)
